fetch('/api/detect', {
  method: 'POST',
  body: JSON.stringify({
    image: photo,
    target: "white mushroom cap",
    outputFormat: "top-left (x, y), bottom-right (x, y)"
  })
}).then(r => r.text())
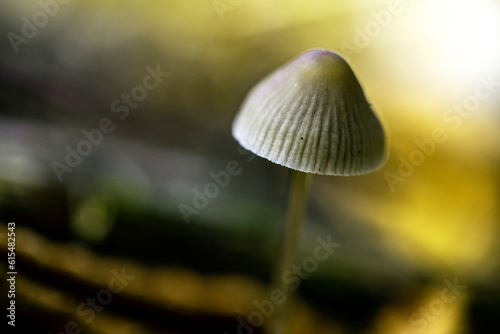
top-left (232, 49), bottom-right (386, 176)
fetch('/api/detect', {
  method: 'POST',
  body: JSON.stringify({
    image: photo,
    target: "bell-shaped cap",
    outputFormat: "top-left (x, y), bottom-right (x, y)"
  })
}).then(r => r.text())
top-left (232, 49), bottom-right (386, 176)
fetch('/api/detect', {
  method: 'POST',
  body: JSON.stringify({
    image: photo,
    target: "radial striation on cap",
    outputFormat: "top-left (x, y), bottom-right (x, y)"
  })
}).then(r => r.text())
top-left (232, 49), bottom-right (386, 176)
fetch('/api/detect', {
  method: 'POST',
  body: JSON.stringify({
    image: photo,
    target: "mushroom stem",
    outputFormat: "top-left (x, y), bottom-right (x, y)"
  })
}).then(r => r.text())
top-left (271, 170), bottom-right (312, 334)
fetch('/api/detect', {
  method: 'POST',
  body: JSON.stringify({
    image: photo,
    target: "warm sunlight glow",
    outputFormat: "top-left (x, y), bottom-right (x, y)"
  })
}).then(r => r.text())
top-left (424, 0), bottom-right (500, 80)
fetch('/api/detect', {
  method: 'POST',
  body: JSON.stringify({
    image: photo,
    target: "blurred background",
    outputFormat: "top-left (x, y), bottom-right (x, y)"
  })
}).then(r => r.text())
top-left (1, 0), bottom-right (499, 333)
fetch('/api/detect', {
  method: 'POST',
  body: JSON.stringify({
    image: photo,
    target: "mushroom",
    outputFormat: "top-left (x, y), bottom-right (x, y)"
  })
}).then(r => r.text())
top-left (232, 49), bottom-right (386, 333)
